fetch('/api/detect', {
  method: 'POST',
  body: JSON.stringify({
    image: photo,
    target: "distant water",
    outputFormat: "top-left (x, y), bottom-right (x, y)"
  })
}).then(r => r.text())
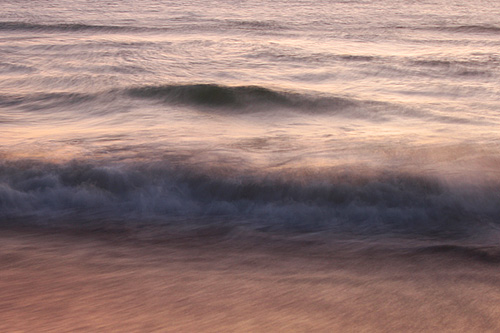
top-left (1, 0), bottom-right (500, 240)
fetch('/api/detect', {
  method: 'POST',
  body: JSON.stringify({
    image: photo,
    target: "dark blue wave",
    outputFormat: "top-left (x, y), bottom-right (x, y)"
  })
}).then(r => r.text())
top-left (1, 160), bottom-right (498, 238)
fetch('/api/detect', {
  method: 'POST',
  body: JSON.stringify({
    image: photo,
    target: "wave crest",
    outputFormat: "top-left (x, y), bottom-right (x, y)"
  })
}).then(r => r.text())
top-left (127, 84), bottom-right (356, 112)
top-left (1, 160), bottom-right (499, 238)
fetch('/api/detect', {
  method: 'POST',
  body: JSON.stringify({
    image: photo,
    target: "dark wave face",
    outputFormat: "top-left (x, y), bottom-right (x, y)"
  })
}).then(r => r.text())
top-left (127, 84), bottom-right (357, 112)
top-left (0, 84), bottom-right (479, 125)
top-left (1, 160), bottom-right (499, 238)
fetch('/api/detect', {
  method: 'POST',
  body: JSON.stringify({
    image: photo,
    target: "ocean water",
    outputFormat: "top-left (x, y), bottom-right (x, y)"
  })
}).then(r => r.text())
top-left (1, 0), bottom-right (500, 240)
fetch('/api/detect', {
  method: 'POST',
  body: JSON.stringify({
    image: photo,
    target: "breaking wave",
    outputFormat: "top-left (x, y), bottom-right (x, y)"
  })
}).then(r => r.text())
top-left (1, 160), bottom-right (499, 238)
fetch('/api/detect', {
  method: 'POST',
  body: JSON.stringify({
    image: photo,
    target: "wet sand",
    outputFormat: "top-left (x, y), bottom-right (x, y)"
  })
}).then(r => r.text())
top-left (1, 229), bottom-right (500, 332)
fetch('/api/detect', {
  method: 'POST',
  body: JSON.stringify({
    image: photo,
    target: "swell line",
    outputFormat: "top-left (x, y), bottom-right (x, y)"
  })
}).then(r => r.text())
top-left (0, 21), bottom-right (149, 33)
top-left (127, 84), bottom-right (358, 112)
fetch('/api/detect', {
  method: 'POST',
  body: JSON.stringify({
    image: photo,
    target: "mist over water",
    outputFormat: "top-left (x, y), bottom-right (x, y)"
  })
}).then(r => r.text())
top-left (1, 0), bottom-right (500, 240)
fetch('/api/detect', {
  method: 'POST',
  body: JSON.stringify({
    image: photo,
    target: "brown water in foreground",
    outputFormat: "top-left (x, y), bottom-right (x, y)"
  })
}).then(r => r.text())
top-left (1, 229), bottom-right (499, 332)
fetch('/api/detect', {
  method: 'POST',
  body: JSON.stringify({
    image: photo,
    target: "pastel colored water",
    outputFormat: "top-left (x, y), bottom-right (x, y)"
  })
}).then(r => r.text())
top-left (1, 0), bottom-right (500, 239)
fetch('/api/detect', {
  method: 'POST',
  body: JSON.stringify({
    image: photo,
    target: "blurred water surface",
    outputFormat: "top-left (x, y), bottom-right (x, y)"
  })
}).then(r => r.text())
top-left (1, 0), bottom-right (500, 238)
